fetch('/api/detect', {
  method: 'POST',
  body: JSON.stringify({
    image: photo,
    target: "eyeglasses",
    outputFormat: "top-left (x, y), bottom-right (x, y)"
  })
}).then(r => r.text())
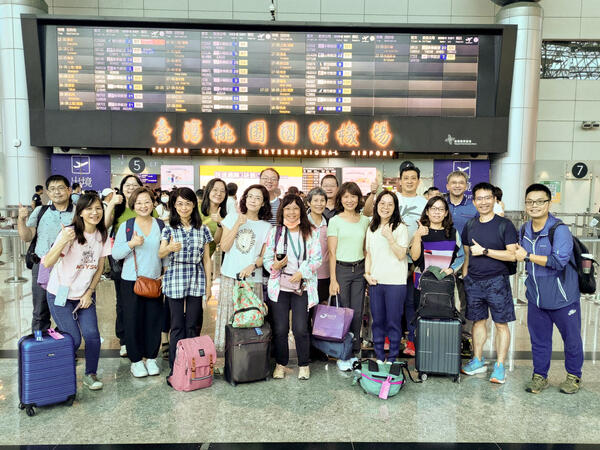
top-left (474, 195), bottom-right (494, 202)
top-left (525, 199), bottom-right (550, 207)
top-left (428, 206), bottom-right (446, 213)
top-left (135, 201), bottom-right (153, 207)
top-left (47, 186), bottom-right (67, 193)
top-left (247, 194), bottom-right (263, 201)
top-left (175, 201), bottom-right (194, 208)
top-left (260, 176), bottom-right (278, 183)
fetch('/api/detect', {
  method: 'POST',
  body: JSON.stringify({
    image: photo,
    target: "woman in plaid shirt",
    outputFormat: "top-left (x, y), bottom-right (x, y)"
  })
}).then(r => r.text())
top-left (159, 188), bottom-right (213, 373)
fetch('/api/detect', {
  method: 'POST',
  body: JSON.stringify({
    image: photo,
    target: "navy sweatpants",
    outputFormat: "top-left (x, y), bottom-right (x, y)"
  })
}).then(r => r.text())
top-left (527, 301), bottom-right (583, 378)
top-left (370, 284), bottom-right (406, 362)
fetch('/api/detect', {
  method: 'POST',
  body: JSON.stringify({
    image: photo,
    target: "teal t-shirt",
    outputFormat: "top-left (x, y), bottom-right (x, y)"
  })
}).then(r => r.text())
top-left (327, 214), bottom-right (370, 262)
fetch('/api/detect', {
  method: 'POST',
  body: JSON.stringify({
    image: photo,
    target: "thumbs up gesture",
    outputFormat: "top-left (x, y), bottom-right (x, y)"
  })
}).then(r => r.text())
top-left (415, 220), bottom-right (429, 237)
top-left (167, 235), bottom-right (182, 253)
top-left (129, 230), bottom-right (145, 248)
top-left (17, 203), bottom-right (29, 220)
top-left (59, 224), bottom-right (76, 245)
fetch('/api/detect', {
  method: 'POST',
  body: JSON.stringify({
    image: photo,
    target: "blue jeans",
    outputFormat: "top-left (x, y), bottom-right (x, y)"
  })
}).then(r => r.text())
top-left (47, 292), bottom-right (101, 375)
top-left (369, 284), bottom-right (406, 361)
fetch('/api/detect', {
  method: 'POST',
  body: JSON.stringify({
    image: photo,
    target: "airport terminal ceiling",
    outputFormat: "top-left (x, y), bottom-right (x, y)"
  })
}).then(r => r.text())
top-left (22, 15), bottom-right (516, 155)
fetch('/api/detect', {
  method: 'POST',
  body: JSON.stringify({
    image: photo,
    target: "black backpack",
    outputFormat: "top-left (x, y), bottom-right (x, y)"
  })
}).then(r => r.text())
top-left (414, 271), bottom-right (464, 323)
top-left (465, 217), bottom-right (517, 275)
top-left (25, 205), bottom-right (51, 270)
top-left (521, 221), bottom-right (597, 294)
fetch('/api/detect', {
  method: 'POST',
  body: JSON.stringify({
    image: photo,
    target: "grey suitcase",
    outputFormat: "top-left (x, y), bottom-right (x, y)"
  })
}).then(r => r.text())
top-left (415, 318), bottom-right (461, 383)
top-left (224, 323), bottom-right (271, 386)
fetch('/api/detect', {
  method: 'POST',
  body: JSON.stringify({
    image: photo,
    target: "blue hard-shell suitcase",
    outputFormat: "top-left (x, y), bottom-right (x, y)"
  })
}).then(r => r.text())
top-left (311, 332), bottom-right (353, 360)
top-left (18, 331), bottom-right (77, 416)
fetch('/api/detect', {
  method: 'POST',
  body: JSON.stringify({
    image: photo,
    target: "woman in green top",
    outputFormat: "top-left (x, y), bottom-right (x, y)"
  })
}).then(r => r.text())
top-left (327, 181), bottom-right (370, 370)
top-left (200, 178), bottom-right (228, 257)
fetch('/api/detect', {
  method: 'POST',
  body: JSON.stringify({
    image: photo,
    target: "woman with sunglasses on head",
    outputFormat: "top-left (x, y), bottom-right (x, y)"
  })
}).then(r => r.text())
top-left (263, 194), bottom-right (322, 380)
top-left (158, 188), bottom-right (213, 374)
top-left (364, 190), bottom-right (409, 363)
top-left (200, 178), bottom-right (228, 257)
top-left (112, 187), bottom-right (166, 378)
top-left (214, 184), bottom-right (272, 353)
top-left (43, 194), bottom-right (111, 391)
top-left (105, 175), bottom-right (158, 358)
top-left (327, 181), bottom-right (371, 370)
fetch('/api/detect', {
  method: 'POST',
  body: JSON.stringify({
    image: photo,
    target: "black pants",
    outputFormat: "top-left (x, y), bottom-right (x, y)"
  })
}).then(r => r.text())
top-left (120, 280), bottom-right (163, 363)
top-left (335, 261), bottom-right (366, 354)
top-left (269, 291), bottom-right (310, 367)
top-left (317, 278), bottom-right (330, 304)
top-left (456, 277), bottom-right (472, 334)
top-left (113, 271), bottom-right (125, 345)
top-left (31, 263), bottom-right (51, 331)
top-left (167, 295), bottom-right (203, 368)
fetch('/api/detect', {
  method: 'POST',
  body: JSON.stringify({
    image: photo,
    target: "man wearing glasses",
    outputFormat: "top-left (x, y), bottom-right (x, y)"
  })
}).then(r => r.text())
top-left (460, 182), bottom-right (517, 384)
top-left (259, 167), bottom-right (280, 227)
top-left (515, 184), bottom-right (583, 394)
top-left (17, 175), bottom-right (75, 331)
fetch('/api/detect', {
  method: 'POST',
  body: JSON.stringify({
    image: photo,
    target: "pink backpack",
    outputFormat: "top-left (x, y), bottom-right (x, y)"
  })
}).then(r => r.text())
top-left (168, 335), bottom-right (216, 392)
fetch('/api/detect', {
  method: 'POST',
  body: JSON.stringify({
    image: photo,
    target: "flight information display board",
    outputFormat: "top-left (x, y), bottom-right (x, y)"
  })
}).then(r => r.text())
top-left (55, 26), bottom-right (479, 117)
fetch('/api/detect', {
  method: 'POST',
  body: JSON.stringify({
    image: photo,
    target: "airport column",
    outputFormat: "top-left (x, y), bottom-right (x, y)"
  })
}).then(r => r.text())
top-left (491, 1), bottom-right (543, 210)
top-left (0, 0), bottom-right (49, 209)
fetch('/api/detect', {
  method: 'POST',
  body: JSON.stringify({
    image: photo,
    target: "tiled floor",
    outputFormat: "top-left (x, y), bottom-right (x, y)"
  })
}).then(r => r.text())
top-left (1, 248), bottom-right (600, 446)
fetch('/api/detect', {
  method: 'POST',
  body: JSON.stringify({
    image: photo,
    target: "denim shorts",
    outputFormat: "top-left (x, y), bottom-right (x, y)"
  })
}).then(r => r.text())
top-left (464, 274), bottom-right (516, 324)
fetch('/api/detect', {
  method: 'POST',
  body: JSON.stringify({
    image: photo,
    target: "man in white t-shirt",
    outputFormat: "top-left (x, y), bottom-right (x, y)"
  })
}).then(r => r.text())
top-left (364, 162), bottom-right (426, 356)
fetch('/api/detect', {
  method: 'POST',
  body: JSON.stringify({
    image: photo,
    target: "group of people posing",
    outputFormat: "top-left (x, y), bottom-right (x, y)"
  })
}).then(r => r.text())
top-left (16, 163), bottom-right (584, 395)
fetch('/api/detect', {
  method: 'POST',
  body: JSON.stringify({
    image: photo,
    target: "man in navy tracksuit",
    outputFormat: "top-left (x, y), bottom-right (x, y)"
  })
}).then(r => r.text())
top-left (515, 183), bottom-right (583, 394)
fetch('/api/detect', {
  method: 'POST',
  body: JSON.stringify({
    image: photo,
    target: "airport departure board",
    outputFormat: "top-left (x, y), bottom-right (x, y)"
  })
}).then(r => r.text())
top-left (56, 27), bottom-right (479, 117)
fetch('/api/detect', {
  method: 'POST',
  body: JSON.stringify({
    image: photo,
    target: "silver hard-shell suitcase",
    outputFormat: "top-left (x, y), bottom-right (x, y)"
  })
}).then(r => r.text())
top-left (415, 318), bottom-right (461, 383)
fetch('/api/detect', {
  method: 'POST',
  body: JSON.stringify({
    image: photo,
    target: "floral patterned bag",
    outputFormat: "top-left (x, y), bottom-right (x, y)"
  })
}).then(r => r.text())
top-left (230, 280), bottom-right (268, 328)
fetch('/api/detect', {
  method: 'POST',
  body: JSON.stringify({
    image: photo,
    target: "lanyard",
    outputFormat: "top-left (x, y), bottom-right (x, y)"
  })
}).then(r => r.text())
top-left (286, 229), bottom-right (301, 260)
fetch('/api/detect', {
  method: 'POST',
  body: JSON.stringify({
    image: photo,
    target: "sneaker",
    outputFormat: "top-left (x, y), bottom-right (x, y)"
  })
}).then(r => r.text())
top-left (83, 374), bottom-right (103, 390)
top-left (525, 373), bottom-right (549, 394)
top-left (489, 362), bottom-right (506, 384)
top-left (559, 373), bottom-right (581, 394)
top-left (403, 341), bottom-right (415, 356)
top-left (119, 345), bottom-right (128, 358)
top-left (298, 366), bottom-right (310, 380)
top-left (461, 356), bottom-right (487, 375)
top-left (145, 359), bottom-right (160, 376)
top-left (130, 361), bottom-right (148, 378)
top-left (273, 364), bottom-right (286, 379)
top-left (336, 358), bottom-right (353, 372)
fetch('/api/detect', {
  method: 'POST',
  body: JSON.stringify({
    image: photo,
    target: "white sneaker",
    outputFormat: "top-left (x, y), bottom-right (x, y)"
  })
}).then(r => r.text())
top-left (336, 358), bottom-right (353, 372)
top-left (145, 359), bottom-right (160, 376)
top-left (130, 361), bottom-right (148, 378)
top-left (120, 345), bottom-right (128, 357)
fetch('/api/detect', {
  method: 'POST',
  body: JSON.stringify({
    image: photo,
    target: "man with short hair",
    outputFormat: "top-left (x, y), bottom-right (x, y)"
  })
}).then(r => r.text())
top-left (71, 182), bottom-right (82, 203)
top-left (364, 163), bottom-right (427, 356)
top-left (259, 167), bottom-right (280, 227)
top-left (515, 183), bottom-right (583, 394)
top-left (424, 186), bottom-right (441, 200)
top-left (320, 174), bottom-right (339, 221)
top-left (461, 182), bottom-right (517, 384)
top-left (31, 185), bottom-right (43, 209)
top-left (18, 175), bottom-right (75, 331)
top-left (445, 170), bottom-right (479, 339)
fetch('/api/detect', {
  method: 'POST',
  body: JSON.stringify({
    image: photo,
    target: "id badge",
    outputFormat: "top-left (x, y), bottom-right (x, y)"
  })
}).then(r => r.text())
top-left (54, 285), bottom-right (69, 307)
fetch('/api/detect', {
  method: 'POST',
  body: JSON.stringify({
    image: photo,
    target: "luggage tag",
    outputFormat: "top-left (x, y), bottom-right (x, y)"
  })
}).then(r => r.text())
top-left (34, 330), bottom-right (43, 341)
top-left (255, 328), bottom-right (263, 336)
top-left (54, 285), bottom-right (69, 307)
top-left (47, 328), bottom-right (65, 340)
top-left (379, 376), bottom-right (392, 400)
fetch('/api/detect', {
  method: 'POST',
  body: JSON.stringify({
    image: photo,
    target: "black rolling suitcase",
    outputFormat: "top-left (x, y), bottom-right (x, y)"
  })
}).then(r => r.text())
top-left (224, 322), bottom-right (272, 385)
top-left (415, 318), bottom-right (461, 383)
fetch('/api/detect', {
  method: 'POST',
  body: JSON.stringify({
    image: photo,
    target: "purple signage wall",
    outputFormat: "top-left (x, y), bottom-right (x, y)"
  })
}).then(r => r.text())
top-left (51, 154), bottom-right (111, 191)
top-left (433, 160), bottom-right (490, 201)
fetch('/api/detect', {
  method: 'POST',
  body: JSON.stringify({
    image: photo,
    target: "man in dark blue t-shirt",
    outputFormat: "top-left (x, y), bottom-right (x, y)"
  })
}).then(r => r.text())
top-left (460, 182), bottom-right (517, 385)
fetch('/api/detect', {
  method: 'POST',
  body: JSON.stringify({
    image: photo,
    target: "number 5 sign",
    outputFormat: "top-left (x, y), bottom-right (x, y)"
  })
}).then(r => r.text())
top-left (129, 157), bottom-right (146, 174)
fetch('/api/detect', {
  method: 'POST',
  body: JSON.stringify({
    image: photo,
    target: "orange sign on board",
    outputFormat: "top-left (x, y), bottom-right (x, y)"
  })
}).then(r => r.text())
top-left (211, 120), bottom-right (236, 144)
top-left (308, 121), bottom-right (330, 146)
top-left (370, 120), bottom-right (392, 147)
top-left (335, 120), bottom-right (359, 147)
top-left (152, 117), bottom-right (172, 145)
top-left (278, 121), bottom-right (299, 145)
top-left (247, 119), bottom-right (268, 146)
top-left (182, 119), bottom-right (203, 145)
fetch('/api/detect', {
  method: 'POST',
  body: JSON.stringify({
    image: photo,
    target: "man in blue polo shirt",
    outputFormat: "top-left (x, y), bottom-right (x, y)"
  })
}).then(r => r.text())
top-left (515, 183), bottom-right (583, 394)
top-left (18, 175), bottom-right (75, 331)
top-left (446, 170), bottom-right (478, 339)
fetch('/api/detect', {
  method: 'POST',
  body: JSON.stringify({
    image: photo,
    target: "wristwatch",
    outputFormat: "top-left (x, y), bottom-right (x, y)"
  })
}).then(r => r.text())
top-left (524, 252), bottom-right (531, 263)
top-left (483, 248), bottom-right (489, 256)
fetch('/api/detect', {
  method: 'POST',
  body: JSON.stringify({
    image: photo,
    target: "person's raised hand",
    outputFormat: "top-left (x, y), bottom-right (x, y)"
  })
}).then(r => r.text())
top-left (130, 230), bottom-right (145, 248)
top-left (415, 220), bottom-right (429, 237)
top-left (18, 203), bottom-right (29, 220)
top-left (168, 236), bottom-right (182, 253)
top-left (59, 224), bottom-right (76, 245)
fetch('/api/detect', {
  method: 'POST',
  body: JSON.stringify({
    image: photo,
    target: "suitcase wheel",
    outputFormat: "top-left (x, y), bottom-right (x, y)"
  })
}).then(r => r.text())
top-left (418, 372), bottom-right (428, 381)
top-left (454, 375), bottom-right (461, 384)
top-left (66, 395), bottom-right (76, 406)
top-left (26, 406), bottom-right (35, 417)
top-left (18, 402), bottom-right (25, 410)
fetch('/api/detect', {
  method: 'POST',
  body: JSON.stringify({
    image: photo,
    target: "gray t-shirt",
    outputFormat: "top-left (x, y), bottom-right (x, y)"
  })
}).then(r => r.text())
top-left (269, 197), bottom-right (280, 226)
top-left (26, 205), bottom-right (75, 258)
top-left (396, 193), bottom-right (427, 241)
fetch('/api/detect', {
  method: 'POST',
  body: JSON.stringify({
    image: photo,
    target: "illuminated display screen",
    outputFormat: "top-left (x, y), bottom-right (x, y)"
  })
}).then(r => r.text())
top-left (52, 27), bottom-right (479, 117)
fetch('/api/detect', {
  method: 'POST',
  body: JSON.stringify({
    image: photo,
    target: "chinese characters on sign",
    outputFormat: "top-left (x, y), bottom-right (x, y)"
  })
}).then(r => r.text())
top-left (152, 117), bottom-right (172, 145)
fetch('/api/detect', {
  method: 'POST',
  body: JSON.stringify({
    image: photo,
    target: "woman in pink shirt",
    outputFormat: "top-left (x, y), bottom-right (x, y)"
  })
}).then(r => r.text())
top-left (44, 194), bottom-right (111, 391)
